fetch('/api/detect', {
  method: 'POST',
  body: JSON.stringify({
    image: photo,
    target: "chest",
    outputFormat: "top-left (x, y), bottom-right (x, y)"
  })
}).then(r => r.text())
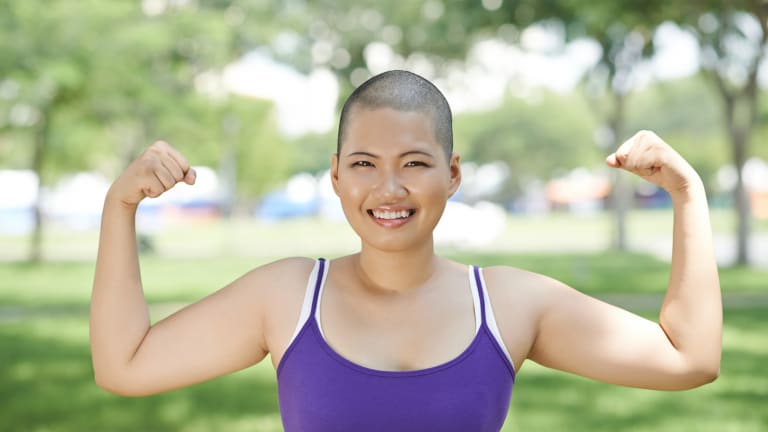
top-left (319, 285), bottom-right (478, 372)
top-left (277, 320), bottom-right (514, 432)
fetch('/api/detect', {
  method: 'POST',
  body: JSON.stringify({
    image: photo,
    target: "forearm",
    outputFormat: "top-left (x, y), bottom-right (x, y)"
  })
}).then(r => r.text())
top-left (90, 191), bottom-right (152, 385)
top-left (659, 179), bottom-right (722, 376)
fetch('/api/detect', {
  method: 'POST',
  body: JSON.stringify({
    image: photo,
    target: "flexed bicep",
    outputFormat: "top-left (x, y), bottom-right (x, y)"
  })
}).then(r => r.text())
top-left (93, 258), bottom-right (313, 397)
top-left (528, 280), bottom-right (710, 390)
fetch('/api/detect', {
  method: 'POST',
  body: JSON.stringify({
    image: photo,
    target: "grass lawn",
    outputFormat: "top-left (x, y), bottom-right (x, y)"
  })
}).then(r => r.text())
top-left (1, 309), bottom-right (764, 432)
top-left (0, 213), bottom-right (765, 431)
top-left (1, 250), bottom-right (766, 307)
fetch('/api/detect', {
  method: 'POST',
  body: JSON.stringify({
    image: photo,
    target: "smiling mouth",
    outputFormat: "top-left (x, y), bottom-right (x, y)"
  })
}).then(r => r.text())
top-left (367, 209), bottom-right (416, 221)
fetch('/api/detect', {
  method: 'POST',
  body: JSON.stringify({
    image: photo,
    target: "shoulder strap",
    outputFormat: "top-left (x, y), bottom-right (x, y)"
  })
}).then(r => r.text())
top-left (472, 265), bottom-right (487, 324)
top-left (287, 258), bottom-right (326, 344)
top-left (473, 265), bottom-right (517, 374)
top-left (310, 258), bottom-right (327, 314)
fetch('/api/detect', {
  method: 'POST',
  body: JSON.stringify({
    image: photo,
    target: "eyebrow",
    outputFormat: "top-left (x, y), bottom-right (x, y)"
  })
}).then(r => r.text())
top-left (346, 150), bottom-right (435, 159)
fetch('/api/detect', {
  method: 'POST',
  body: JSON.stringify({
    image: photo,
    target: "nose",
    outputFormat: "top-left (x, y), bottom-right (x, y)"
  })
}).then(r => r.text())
top-left (374, 170), bottom-right (407, 201)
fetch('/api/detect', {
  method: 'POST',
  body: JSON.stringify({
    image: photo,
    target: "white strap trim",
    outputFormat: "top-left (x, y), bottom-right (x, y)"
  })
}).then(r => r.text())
top-left (314, 259), bottom-right (330, 338)
top-left (287, 259), bottom-right (321, 344)
top-left (477, 267), bottom-right (516, 372)
top-left (467, 265), bottom-right (482, 334)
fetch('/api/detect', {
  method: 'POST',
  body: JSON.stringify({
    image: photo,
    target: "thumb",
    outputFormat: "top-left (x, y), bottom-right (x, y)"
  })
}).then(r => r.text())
top-left (183, 167), bottom-right (196, 185)
top-left (605, 153), bottom-right (621, 168)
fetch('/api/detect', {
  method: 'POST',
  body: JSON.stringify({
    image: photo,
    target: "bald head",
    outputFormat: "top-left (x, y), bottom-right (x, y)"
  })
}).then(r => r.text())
top-left (337, 70), bottom-right (453, 161)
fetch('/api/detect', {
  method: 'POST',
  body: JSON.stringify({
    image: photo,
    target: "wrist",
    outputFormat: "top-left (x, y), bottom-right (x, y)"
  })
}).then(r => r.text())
top-left (104, 187), bottom-right (140, 212)
top-left (669, 177), bottom-right (707, 204)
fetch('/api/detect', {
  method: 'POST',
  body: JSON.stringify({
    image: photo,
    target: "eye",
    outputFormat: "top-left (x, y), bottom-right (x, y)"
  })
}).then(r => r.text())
top-left (405, 161), bottom-right (429, 168)
top-left (351, 160), bottom-right (373, 168)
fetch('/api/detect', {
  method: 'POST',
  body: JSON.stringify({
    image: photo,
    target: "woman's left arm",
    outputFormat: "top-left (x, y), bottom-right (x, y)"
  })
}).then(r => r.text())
top-left (526, 130), bottom-right (721, 390)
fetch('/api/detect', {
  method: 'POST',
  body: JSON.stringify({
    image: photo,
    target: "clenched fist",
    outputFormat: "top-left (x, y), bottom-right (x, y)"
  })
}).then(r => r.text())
top-left (606, 130), bottom-right (702, 196)
top-left (108, 141), bottom-right (196, 207)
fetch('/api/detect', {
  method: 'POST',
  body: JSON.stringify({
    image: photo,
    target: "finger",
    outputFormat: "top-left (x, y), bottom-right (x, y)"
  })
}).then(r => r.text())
top-left (605, 153), bottom-right (620, 167)
top-left (143, 178), bottom-right (166, 199)
top-left (160, 155), bottom-right (185, 182)
top-left (153, 163), bottom-right (177, 190)
top-left (613, 134), bottom-right (638, 167)
top-left (630, 147), bottom-right (663, 176)
top-left (165, 145), bottom-right (191, 176)
top-left (183, 167), bottom-right (196, 185)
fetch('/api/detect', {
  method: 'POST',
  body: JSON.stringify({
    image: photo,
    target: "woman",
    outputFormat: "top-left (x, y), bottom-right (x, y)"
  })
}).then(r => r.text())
top-left (91, 70), bottom-right (721, 431)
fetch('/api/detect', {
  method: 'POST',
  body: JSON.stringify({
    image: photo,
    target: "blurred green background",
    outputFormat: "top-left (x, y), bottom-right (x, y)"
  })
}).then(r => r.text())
top-left (1, 0), bottom-right (767, 431)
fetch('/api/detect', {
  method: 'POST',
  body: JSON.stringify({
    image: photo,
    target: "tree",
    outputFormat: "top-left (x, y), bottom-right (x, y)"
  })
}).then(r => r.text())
top-left (672, 2), bottom-right (768, 265)
top-left (551, 2), bottom-right (668, 250)
top-left (0, 0), bottom-right (130, 261)
top-left (0, 0), bottom-right (291, 260)
top-left (454, 90), bottom-right (599, 202)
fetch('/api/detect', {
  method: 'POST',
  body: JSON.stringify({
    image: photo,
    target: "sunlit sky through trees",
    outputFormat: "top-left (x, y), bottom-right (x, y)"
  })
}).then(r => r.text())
top-left (223, 21), bottom-right (703, 137)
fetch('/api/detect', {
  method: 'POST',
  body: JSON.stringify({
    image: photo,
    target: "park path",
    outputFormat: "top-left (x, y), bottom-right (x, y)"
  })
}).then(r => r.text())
top-left (2, 292), bottom-right (767, 324)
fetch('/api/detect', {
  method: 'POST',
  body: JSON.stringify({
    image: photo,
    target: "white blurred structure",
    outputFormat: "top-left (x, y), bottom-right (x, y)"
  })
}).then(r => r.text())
top-left (137, 166), bottom-right (221, 232)
top-left (139, 165), bottom-right (221, 207)
top-left (546, 168), bottom-right (610, 214)
top-left (43, 172), bottom-right (110, 230)
top-left (0, 167), bottom-right (222, 235)
top-left (459, 161), bottom-right (509, 201)
top-left (317, 169), bottom-right (346, 221)
top-left (434, 201), bottom-right (507, 247)
top-left (716, 157), bottom-right (768, 218)
top-left (0, 170), bottom-right (38, 234)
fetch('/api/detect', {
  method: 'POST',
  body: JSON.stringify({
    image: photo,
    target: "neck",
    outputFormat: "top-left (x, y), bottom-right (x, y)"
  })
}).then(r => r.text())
top-left (354, 238), bottom-right (438, 295)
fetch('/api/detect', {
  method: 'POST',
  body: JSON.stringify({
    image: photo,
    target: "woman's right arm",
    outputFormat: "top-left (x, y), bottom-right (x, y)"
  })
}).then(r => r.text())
top-left (90, 141), bottom-right (307, 396)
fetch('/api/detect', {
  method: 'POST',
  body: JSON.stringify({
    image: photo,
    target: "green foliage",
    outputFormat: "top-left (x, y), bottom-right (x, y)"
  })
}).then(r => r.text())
top-left (625, 75), bottom-right (729, 191)
top-left (2, 0), bottom-right (767, 201)
top-left (0, 0), bottom-right (297, 201)
top-left (285, 130), bottom-right (337, 174)
top-left (454, 91), bottom-right (599, 195)
top-left (227, 96), bottom-right (292, 198)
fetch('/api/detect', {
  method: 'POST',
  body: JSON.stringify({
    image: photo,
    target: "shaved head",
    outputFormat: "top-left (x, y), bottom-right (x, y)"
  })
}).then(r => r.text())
top-left (337, 70), bottom-right (453, 161)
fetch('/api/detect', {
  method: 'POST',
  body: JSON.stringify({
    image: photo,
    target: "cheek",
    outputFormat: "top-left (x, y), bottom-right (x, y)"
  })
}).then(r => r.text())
top-left (336, 174), bottom-right (369, 206)
top-left (406, 171), bottom-right (450, 199)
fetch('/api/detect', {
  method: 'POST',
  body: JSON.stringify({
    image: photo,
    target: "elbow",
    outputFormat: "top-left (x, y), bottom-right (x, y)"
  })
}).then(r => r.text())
top-left (696, 355), bottom-right (721, 385)
top-left (677, 362), bottom-right (720, 390)
top-left (93, 370), bottom-right (129, 396)
top-left (93, 369), bottom-right (152, 397)
top-left (699, 364), bottom-right (720, 385)
top-left (688, 367), bottom-right (719, 389)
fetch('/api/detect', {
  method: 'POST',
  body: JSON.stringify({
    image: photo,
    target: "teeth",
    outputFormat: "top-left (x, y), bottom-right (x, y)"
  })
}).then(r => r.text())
top-left (372, 210), bottom-right (411, 220)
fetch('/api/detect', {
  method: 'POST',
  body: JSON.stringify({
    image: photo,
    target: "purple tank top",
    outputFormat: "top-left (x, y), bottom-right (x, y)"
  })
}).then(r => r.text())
top-left (277, 258), bottom-right (515, 431)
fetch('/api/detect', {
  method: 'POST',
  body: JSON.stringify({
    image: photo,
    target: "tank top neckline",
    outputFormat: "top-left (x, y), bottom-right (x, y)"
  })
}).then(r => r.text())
top-left (303, 258), bottom-right (494, 378)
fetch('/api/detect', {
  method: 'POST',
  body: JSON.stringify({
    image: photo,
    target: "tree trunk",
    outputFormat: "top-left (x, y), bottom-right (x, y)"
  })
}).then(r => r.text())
top-left (218, 113), bottom-right (239, 218)
top-left (609, 90), bottom-right (629, 251)
top-left (29, 106), bottom-right (50, 263)
top-left (716, 77), bottom-right (754, 266)
top-left (726, 105), bottom-right (751, 266)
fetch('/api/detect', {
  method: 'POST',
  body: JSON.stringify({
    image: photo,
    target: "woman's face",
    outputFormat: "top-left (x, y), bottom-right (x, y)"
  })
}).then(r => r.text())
top-left (331, 107), bottom-right (461, 252)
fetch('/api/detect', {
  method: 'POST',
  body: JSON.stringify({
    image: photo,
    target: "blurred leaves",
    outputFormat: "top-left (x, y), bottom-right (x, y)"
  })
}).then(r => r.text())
top-left (1, 0), bottom-right (766, 199)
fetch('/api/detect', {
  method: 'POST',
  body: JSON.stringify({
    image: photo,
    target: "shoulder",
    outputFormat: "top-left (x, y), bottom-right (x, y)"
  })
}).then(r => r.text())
top-left (247, 256), bottom-right (317, 283)
top-left (481, 265), bottom-right (563, 291)
top-left (221, 257), bottom-right (317, 310)
top-left (480, 265), bottom-right (574, 314)
top-left (241, 256), bottom-right (317, 298)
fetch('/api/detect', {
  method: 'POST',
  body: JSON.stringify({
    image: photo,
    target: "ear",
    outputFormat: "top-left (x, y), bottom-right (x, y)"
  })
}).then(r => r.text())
top-left (330, 153), bottom-right (340, 196)
top-left (447, 152), bottom-right (461, 197)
